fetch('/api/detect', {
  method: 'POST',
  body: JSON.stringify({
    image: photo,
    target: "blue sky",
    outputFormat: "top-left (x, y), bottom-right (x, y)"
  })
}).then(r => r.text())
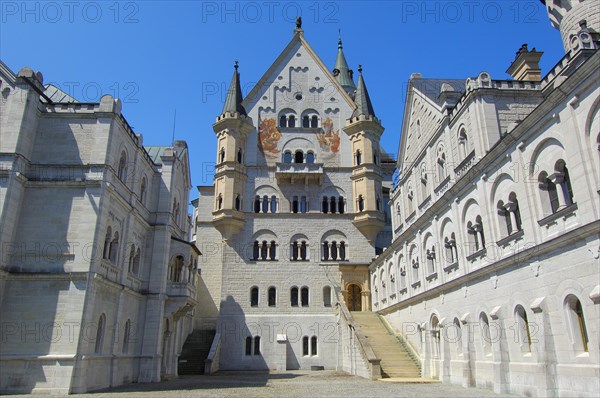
top-left (1, 0), bottom-right (564, 196)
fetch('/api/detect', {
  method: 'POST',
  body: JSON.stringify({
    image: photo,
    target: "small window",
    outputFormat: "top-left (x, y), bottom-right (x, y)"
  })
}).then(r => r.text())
top-left (118, 151), bottom-right (127, 181)
top-left (311, 336), bottom-right (318, 356)
top-left (322, 197), bottom-right (329, 214)
top-left (95, 314), bottom-right (106, 354)
top-left (293, 196), bottom-right (299, 214)
top-left (250, 287), bottom-right (259, 307)
top-left (283, 151), bottom-right (292, 163)
top-left (338, 197), bottom-right (345, 214)
top-left (235, 195), bottom-right (241, 211)
top-left (254, 336), bottom-right (261, 355)
top-left (515, 305), bottom-right (532, 353)
top-left (245, 336), bottom-right (252, 355)
top-left (311, 115), bottom-right (318, 128)
top-left (302, 115), bottom-right (310, 128)
top-left (237, 148), bottom-right (243, 163)
top-left (260, 241), bottom-right (268, 260)
top-left (269, 241), bottom-right (276, 260)
top-left (280, 115), bottom-right (287, 128)
top-left (270, 195), bottom-right (277, 213)
top-left (289, 115), bottom-right (296, 128)
top-left (294, 150), bottom-right (304, 163)
top-left (339, 242), bottom-right (346, 260)
top-left (300, 196), bottom-right (307, 213)
top-left (219, 148), bottom-right (225, 163)
top-left (122, 319), bottom-right (131, 353)
top-left (254, 196), bottom-right (261, 213)
top-left (358, 195), bottom-right (365, 212)
top-left (262, 195), bottom-right (269, 213)
top-left (330, 197), bottom-right (337, 214)
top-left (140, 177), bottom-right (147, 205)
top-left (303, 336), bottom-right (309, 356)
top-left (253, 241), bottom-right (259, 260)
top-left (301, 287), bottom-right (309, 307)
top-left (306, 152), bottom-right (315, 163)
top-left (291, 287), bottom-right (299, 307)
top-left (300, 241), bottom-right (307, 260)
top-left (355, 150), bottom-right (362, 166)
top-left (323, 286), bottom-right (332, 307)
top-left (268, 287), bottom-right (276, 307)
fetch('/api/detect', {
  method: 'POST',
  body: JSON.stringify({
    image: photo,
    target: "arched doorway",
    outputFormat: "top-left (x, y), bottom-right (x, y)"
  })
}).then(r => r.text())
top-left (347, 284), bottom-right (362, 311)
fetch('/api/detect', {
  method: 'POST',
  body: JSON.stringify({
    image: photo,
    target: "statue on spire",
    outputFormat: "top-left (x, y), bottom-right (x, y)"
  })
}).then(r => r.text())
top-left (296, 16), bottom-right (302, 29)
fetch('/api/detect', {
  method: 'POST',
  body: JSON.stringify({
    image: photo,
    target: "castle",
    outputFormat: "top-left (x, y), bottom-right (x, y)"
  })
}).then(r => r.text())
top-left (1, 0), bottom-right (598, 396)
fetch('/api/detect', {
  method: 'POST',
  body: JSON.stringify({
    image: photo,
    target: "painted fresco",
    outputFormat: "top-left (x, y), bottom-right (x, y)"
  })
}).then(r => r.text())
top-left (258, 117), bottom-right (282, 158)
top-left (316, 117), bottom-right (340, 155)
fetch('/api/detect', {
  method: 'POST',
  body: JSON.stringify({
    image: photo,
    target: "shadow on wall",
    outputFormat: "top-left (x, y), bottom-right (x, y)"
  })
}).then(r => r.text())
top-left (218, 295), bottom-right (269, 372)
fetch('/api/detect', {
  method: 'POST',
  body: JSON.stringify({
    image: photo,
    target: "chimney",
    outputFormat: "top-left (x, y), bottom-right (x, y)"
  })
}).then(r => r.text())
top-left (506, 44), bottom-right (543, 81)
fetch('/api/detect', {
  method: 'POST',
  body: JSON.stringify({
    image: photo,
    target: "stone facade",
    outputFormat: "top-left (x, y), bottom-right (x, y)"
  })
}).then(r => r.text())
top-left (192, 27), bottom-right (393, 373)
top-left (369, 2), bottom-right (600, 397)
top-left (0, 63), bottom-right (198, 394)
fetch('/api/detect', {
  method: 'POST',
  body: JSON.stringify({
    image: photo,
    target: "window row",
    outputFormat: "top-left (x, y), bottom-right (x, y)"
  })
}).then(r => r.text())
top-left (353, 150), bottom-right (381, 166)
top-left (218, 147), bottom-right (244, 164)
top-left (92, 314), bottom-right (132, 354)
top-left (117, 150), bottom-right (150, 208)
top-left (321, 196), bottom-right (345, 214)
top-left (252, 240), bottom-right (350, 262)
top-left (249, 286), bottom-right (333, 308)
top-left (283, 150), bottom-right (316, 164)
top-left (168, 255), bottom-right (197, 285)
top-left (245, 336), bottom-right (261, 356)
top-left (279, 114), bottom-right (320, 128)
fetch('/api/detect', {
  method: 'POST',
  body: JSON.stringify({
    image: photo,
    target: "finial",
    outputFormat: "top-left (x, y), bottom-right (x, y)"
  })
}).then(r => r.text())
top-left (234, 60), bottom-right (239, 70)
top-left (296, 16), bottom-right (302, 29)
top-left (338, 29), bottom-right (343, 49)
top-left (358, 64), bottom-right (363, 73)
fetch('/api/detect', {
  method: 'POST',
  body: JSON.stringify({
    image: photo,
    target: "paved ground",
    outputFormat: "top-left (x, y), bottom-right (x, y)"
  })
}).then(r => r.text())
top-left (24, 371), bottom-right (520, 398)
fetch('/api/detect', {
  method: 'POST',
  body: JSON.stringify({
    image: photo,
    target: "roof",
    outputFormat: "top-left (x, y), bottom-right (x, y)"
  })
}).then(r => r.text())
top-left (145, 145), bottom-right (187, 164)
top-left (333, 38), bottom-right (356, 92)
top-left (411, 78), bottom-right (465, 107)
top-left (221, 62), bottom-right (247, 116)
top-left (43, 84), bottom-right (80, 103)
top-left (352, 67), bottom-right (376, 118)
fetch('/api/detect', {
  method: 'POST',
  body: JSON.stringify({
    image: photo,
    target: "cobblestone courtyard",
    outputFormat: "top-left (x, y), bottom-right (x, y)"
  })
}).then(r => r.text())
top-left (18, 371), bottom-right (520, 397)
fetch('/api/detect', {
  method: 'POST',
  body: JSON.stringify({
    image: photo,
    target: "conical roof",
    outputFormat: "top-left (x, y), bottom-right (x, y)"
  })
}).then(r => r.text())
top-left (333, 38), bottom-right (356, 94)
top-left (221, 61), bottom-right (247, 116)
top-left (352, 65), bottom-right (376, 118)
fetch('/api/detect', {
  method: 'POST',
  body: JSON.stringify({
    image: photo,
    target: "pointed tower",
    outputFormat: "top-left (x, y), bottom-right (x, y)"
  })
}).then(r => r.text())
top-left (343, 65), bottom-right (385, 243)
top-left (333, 36), bottom-right (356, 96)
top-left (212, 61), bottom-right (254, 240)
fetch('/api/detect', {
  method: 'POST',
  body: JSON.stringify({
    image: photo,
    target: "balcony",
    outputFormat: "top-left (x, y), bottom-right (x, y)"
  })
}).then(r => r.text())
top-left (166, 281), bottom-right (197, 319)
top-left (275, 162), bottom-right (324, 185)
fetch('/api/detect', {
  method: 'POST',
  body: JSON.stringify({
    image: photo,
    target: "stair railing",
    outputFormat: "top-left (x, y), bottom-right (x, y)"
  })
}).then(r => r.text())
top-left (204, 330), bottom-right (221, 375)
top-left (338, 302), bottom-right (381, 380)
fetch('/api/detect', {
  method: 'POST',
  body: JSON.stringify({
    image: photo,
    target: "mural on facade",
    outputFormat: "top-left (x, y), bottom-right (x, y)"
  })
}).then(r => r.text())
top-left (316, 117), bottom-right (340, 156)
top-left (258, 117), bottom-right (282, 158)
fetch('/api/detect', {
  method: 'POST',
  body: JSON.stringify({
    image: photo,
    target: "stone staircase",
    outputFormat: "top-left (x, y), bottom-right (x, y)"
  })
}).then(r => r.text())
top-left (177, 329), bottom-right (216, 375)
top-left (352, 312), bottom-right (421, 378)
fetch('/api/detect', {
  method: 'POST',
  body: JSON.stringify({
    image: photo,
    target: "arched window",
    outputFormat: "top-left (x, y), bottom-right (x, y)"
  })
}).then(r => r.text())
top-left (270, 195), bottom-right (277, 213)
top-left (331, 241), bottom-right (338, 260)
top-left (109, 232), bottom-right (119, 263)
top-left (480, 312), bottom-right (492, 356)
top-left (268, 287), bottom-right (276, 307)
top-left (219, 148), bottom-right (225, 163)
top-left (118, 151), bottom-right (127, 181)
top-left (261, 241), bottom-right (268, 260)
top-left (269, 240), bottom-right (276, 260)
top-left (140, 177), bottom-right (147, 205)
top-left (508, 193), bottom-right (522, 231)
top-left (294, 150), bottom-right (304, 163)
top-left (338, 197), bottom-right (345, 214)
top-left (128, 245), bottom-right (135, 273)
top-left (216, 194), bottom-right (223, 210)
top-left (132, 248), bottom-right (141, 275)
top-left (253, 241), bottom-right (259, 260)
top-left (237, 148), bottom-right (243, 163)
top-left (283, 151), bottom-right (292, 163)
top-left (262, 195), bottom-right (269, 213)
top-left (453, 318), bottom-right (462, 355)
top-left (235, 195), bottom-right (241, 211)
top-left (311, 115), bottom-right (318, 128)
top-left (515, 305), bottom-right (532, 353)
top-left (357, 195), bottom-right (364, 212)
top-left (458, 129), bottom-right (468, 159)
top-left (323, 286), bottom-right (332, 307)
top-left (539, 171), bottom-right (560, 214)
top-left (300, 196), bottom-right (307, 213)
top-left (254, 196), bottom-right (261, 213)
top-left (103, 227), bottom-right (112, 260)
top-left (280, 115), bottom-right (287, 127)
top-left (467, 216), bottom-right (485, 253)
top-left (420, 172), bottom-right (428, 200)
top-left (250, 287), bottom-right (259, 307)
top-left (301, 287), bottom-right (309, 307)
top-left (373, 151), bottom-right (379, 165)
top-left (245, 336), bottom-right (252, 355)
top-left (426, 247), bottom-right (436, 274)
top-left (302, 115), bottom-right (310, 128)
top-left (306, 152), bottom-right (315, 163)
top-left (122, 319), bottom-right (131, 353)
top-left (556, 160), bottom-right (574, 206)
top-left (444, 234), bottom-right (457, 264)
top-left (288, 115), bottom-right (296, 128)
top-left (291, 287), bottom-right (299, 307)
top-left (407, 190), bottom-right (414, 214)
top-left (311, 336), bottom-right (318, 356)
top-left (411, 256), bottom-right (419, 282)
top-left (303, 336), bottom-right (309, 356)
top-left (322, 241), bottom-right (329, 261)
top-left (300, 241), bottom-right (307, 260)
top-left (292, 196), bottom-right (299, 213)
top-left (291, 241), bottom-right (299, 261)
top-left (330, 197), bottom-right (337, 214)
top-left (565, 295), bottom-right (589, 352)
top-left (437, 153), bottom-right (446, 182)
top-left (339, 241), bottom-right (346, 261)
top-left (399, 265), bottom-right (407, 290)
top-left (254, 336), bottom-right (261, 355)
top-left (355, 150), bottom-right (362, 166)
top-left (322, 197), bottom-right (329, 213)
top-left (95, 314), bottom-right (106, 353)
top-left (497, 200), bottom-right (511, 236)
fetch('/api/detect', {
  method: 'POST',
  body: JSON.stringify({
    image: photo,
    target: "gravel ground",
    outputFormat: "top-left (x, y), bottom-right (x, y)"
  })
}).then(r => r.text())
top-left (11, 371), bottom-right (522, 398)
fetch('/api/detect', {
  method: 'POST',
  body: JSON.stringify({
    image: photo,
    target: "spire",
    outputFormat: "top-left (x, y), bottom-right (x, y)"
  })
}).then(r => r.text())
top-left (333, 34), bottom-right (356, 94)
top-left (352, 65), bottom-right (376, 118)
top-left (221, 61), bottom-right (247, 116)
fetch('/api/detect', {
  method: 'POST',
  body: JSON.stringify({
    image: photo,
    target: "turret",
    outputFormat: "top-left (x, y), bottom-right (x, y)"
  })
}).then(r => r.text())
top-left (212, 61), bottom-right (254, 240)
top-left (543, 0), bottom-right (600, 52)
top-left (343, 65), bottom-right (385, 243)
top-left (333, 36), bottom-right (356, 96)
